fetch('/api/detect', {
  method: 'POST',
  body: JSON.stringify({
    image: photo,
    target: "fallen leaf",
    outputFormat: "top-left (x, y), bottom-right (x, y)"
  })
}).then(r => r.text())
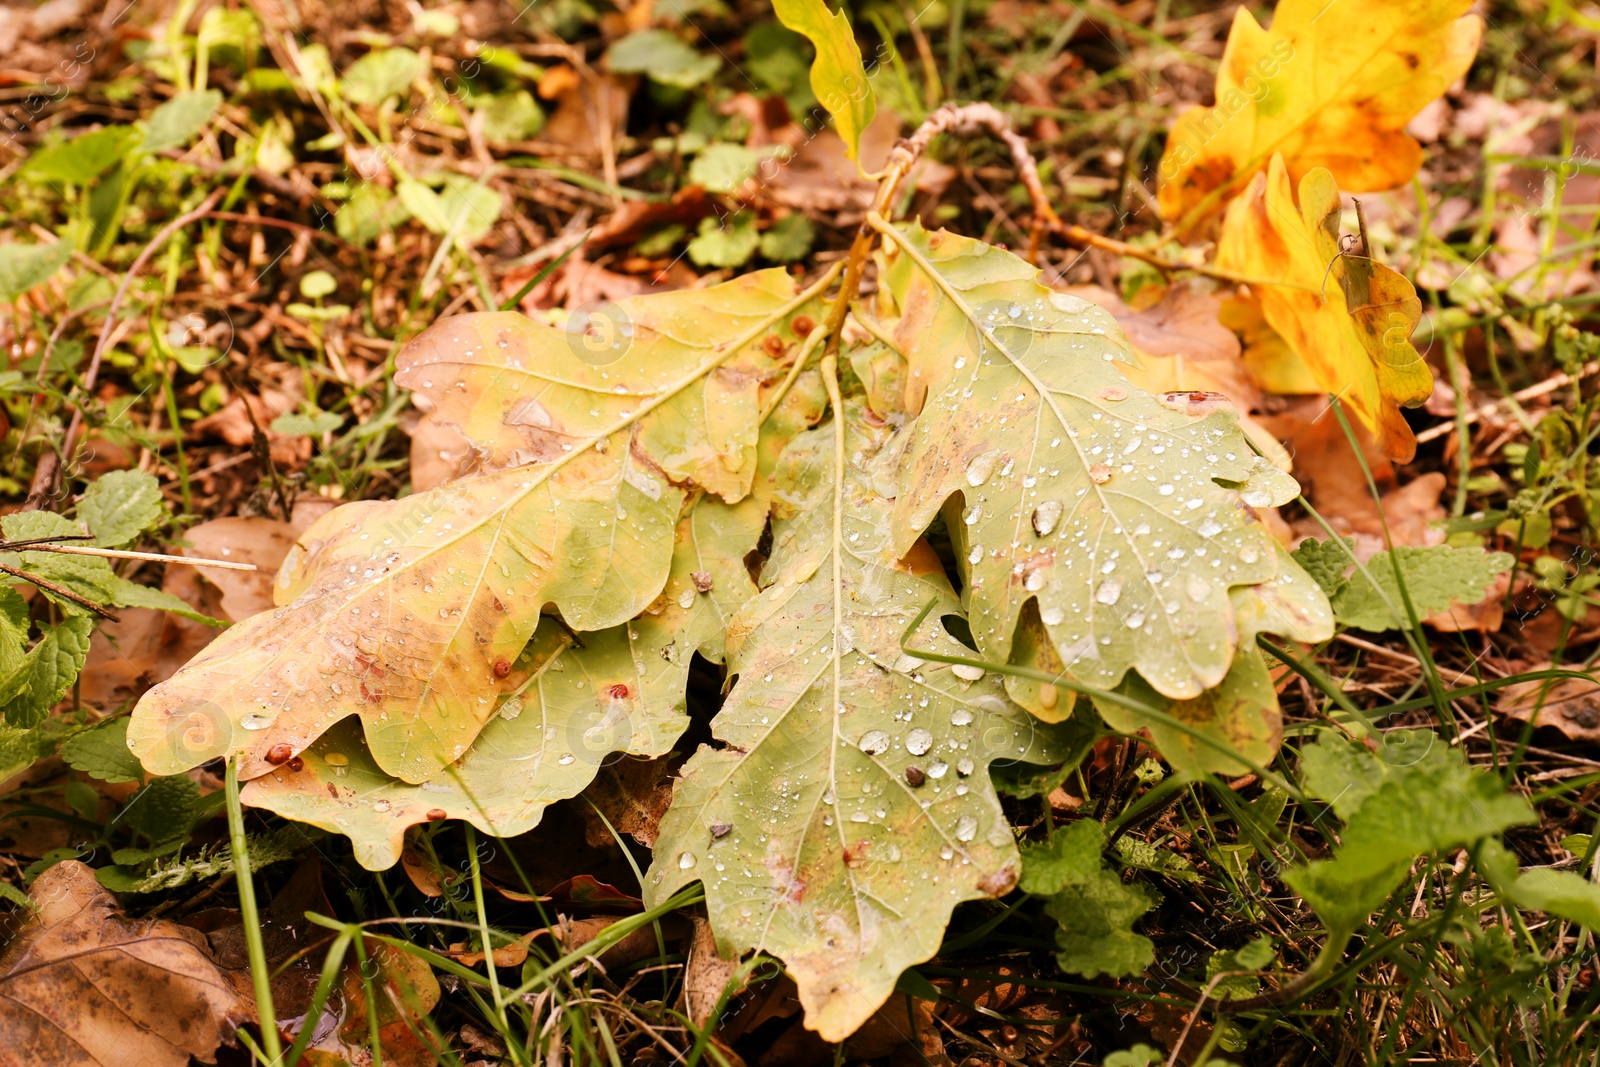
top-left (0, 860), bottom-right (250, 1067)
top-left (444, 931), bottom-right (536, 968)
top-left (1499, 672), bottom-right (1600, 742)
top-left (648, 411), bottom-right (1069, 1042)
top-left (683, 916), bottom-right (742, 1028)
top-left (1216, 157), bottom-right (1435, 461)
top-left (579, 753), bottom-right (679, 848)
top-left (131, 270), bottom-right (828, 784)
top-left (1157, 0), bottom-right (1482, 229)
top-left (881, 222), bottom-right (1308, 700)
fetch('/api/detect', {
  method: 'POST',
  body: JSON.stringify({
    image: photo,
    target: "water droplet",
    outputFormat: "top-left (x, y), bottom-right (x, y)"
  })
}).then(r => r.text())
top-left (1088, 463), bottom-right (1112, 484)
top-left (1096, 578), bottom-right (1123, 606)
top-left (1197, 518), bottom-right (1223, 537)
top-left (1032, 500), bottom-right (1062, 537)
top-left (952, 664), bottom-right (986, 682)
top-left (324, 752), bottom-right (349, 767)
top-left (1158, 483), bottom-right (1175, 496)
top-left (968, 544), bottom-right (984, 566)
top-left (1100, 385), bottom-right (1127, 401)
top-left (1038, 682), bottom-right (1059, 710)
top-left (956, 757), bottom-right (975, 777)
top-left (858, 730), bottom-right (891, 755)
top-left (1025, 570), bottom-right (1046, 592)
top-left (372, 800), bottom-right (391, 813)
top-left (558, 753), bottom-right (576, 765)
top-left (1040, 606), bottom-right (1065, 626)
top-left (1186, 574), bottom-right (1212, 602)
top-left (965, 452), bottom-right (1000, 487)
top-left (678, 590), bottom-right (696, 609)
top-left (955, 816), bottom-right (978, 842)
top-left (1242, 489), bottom-right (1274, 508)
top-left (950, 708), bottom-right (974, 726)
top-left (241, 713), bottom-right (274, 731)
top-left (1125, 611), bottom-right (1146, 629)
top-left (678, 851), bottom-right (697, 870)
top-left (963, 505), bottom-right (983, 526)
top-left (907, 728), bottom-right (933, 755)
top-left (928, 759), bottom-right (949, 778)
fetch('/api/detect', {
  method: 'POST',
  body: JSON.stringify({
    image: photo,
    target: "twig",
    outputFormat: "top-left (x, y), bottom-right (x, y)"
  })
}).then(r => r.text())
top-left (1414, 360), bottom-right (1600, 445)
top-left (8, 542), bottom-right (257, 572)
top-left (0, 562), bottom-right (119, 621)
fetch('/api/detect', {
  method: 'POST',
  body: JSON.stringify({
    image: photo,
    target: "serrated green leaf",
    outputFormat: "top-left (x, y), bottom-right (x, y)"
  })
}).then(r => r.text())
top-left (647, 410), bottom-right (1069, 1041)
top-left (23, 126), bottom-right (142, 185)
top-left (244, 493), bottom-right (763, 869)
top-left (1288, 729), bottom-right (1535, 933)
top-left (0, 617), bottom-right (93, 729)
top-left (1206, 934), bottom-right (1273, 1000)
top-left (130, 271), bottom-right (830, 784)
top-left (760, 212), bottom-right (816, 264)
top-left (60, 718), bottom-right (144, 784)
top-left (1115, 836), bottom-right (1200, 882)
top-left (772, 0), bottom-right (876, 165)
top-left (342, 47), bottom-right (426, 105)
top-left (1325, 544), bottom-right (1513, 631)
top-left (1021, 820), bottom-right (1156, 978)
top-left (1290, 535), bottom-right (1356, 600)
top-left (79, 469), bottom-right (164, 547)
top-left (606, 30), bottom-right (720, 89)
top-left (0, 723), bottom-right (46, 783)
top-left (875, 223), bottom-right (1314, 704)
top-left (0, 240), bottom-right (74, 303)
top-left (141, 90), bottom-right (222, 154)
top-left (120, 774), bottom-right (207, 843)
top-left (687, 212), bottom-right (760, 269)
top-left (687, 143), bottom-right (763, 194)
top-left (476, 90), bottom-right (544, 142)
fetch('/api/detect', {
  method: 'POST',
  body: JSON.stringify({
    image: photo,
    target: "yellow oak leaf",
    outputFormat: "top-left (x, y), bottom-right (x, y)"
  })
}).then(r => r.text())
top-left (1215, 155), bottom-right (1433, 462)
top-left (1157, 0), bottom-right (1481, 230)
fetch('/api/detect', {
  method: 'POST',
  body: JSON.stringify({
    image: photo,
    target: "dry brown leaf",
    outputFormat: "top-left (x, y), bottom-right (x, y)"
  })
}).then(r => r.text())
top-left (579, 754), bottom-right (679, 848)
top-left (683, 916), bottom-right (741, 1028)
top-left (1500, 671), bottom-right (1600, 742)
top-left (0, 860), bottom-right (249, 1067)
top-left (444, 931), bottom-right (536, 968)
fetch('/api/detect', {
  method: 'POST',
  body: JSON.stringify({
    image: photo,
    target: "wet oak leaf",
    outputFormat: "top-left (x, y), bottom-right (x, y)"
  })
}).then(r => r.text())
top-left (0, 860), bottom-right (250, 1067)
top-left (1216, 158), bottom-right (1434, 461)
top-left (875, 223), bottom-right (1305, 702)
top-left (1157, 0), bottom-right (1482, 228)
top-left (646, 411), bottom-right (1069, 1042)
top-left (244, 494), bottom-right (764, 869)
top-left (129, 271), bottom-right (827, 784)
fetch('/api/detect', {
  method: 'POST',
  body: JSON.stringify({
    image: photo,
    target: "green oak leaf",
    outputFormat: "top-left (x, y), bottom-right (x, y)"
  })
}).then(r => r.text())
top-left (876, 223), bottom-right (1312, 704)
top-left (130, 270), bottom-right (831, 784)
top-left (647, 409), bottom-right (1069, 1041)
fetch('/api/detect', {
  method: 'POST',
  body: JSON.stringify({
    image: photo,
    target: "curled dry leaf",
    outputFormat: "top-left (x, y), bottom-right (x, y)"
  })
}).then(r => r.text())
top-left (130, 269), bottom-right (829, 784)
top-left (878, 222), bottom-right (1318, 701)
top-left (1217, 158), bottom-right (1434, 462)
top-left (648, 410), bottom-right (1070, 1041)
top-left (0, 860), bottom-right (249, 1067)
top-left (1157, 0), bottom-right (1482, 228)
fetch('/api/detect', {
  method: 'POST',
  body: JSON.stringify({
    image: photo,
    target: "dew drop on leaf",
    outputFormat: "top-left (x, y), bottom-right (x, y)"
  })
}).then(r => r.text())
top-left (858, 729), bottom-right (891, 755)
top-left (952, 664), bottom-right (985, 681)
top-left (906, 728), bottom-right (933, 755)
top-left (1032, 500), bottom-right (1062, 536)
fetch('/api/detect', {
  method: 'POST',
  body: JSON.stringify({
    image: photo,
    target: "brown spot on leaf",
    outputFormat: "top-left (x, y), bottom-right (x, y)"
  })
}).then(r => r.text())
top-left (791, 314), bottom-right (815, 337)
top-left (493, 659), bottom-right (512, 678)
top-left (978, 864), bottom-right (1018, 897)
top-left (266, 743), bottom-right (294, 765)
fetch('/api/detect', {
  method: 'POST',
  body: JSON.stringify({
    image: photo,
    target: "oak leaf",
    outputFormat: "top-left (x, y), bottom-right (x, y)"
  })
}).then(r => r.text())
top-left (876, 222), bottom-right (1313, 701)
top-left (128, 271), bottom-right (828, 784)
top-left (1157, 0), bottom-right (1482, 229)
top-left (647, 409), bottom-right (1069, 1041)
top-left (0, 861), bottom-right (250, 1067)
top-left (1216, 157), bottom-right (1434, 461)
top-left (244, 493), bottom-right (764, 869)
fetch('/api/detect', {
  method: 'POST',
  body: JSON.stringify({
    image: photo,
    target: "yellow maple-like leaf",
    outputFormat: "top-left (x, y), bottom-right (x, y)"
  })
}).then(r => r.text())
top-left (1215, 156), bottom-right (1432, 462)
top-left (1157, 0), bottom-right (1481, 230)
